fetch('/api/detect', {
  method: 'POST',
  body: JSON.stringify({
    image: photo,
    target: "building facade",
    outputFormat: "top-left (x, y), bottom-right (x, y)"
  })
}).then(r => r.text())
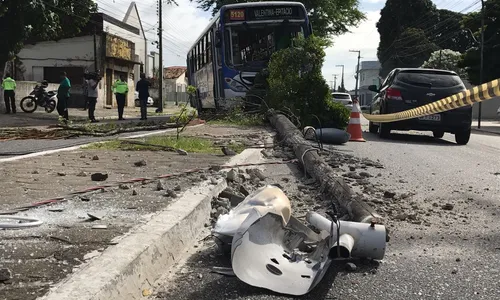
top-left (355, 61), bottom-right (382, 106)
top-left (16, 2), bottom-right (147, 109)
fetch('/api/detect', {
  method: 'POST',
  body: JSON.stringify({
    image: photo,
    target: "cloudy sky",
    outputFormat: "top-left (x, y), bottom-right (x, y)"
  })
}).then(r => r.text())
top-left (98, 0), bottom-right (481, 90)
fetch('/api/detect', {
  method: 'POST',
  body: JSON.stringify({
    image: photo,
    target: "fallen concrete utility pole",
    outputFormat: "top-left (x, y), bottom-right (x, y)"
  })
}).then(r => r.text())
top-left (268, 112), bottom-right (381, 223)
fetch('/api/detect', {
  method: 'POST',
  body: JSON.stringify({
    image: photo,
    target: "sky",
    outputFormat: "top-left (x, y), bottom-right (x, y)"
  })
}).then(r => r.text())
top-left (98, 0), bottom-right (482, 90)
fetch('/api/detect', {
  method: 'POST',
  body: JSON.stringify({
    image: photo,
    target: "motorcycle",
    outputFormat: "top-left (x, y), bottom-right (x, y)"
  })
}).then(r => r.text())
top-left (20, 83), bottom-right (57, 113)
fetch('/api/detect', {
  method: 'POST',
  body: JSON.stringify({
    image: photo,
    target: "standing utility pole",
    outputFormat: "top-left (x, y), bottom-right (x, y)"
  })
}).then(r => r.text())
top-left (156, 0), bottom-right (164, 113)
top-left (93, 26), bottom-right (98, 72)
top-left (336, 64), bottom-right (345, 91)
top-left (333, 74), bottom-right (338, 92)
top-left (349, 50), bottom-right (361, 100)
top-left (478, 0), bottom-right (485, 129)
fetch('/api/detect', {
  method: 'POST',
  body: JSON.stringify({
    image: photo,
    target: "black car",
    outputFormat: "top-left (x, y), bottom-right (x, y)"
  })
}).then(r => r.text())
top-left (368, 68), bottom-right (472, 145)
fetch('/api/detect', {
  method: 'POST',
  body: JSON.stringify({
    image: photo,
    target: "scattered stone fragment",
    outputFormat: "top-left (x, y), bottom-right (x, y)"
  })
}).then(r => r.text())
top-left (77, 171), bottom-right (87, 177)
top-left (383, 191), bottom-right (396, 199)
top-left (177, 149), bottom-right (188, 156)
top-left (451, 268), bottom-right (458, 274)
top-left (442, 203), bottom-right (454, 211)
top-left (210, 178), bottom-right (218, 185)
top-left (132, 190), bottom-right (138, 196)
top-left (80, 155), bottom-right (86, 158)
top-left (394, 213), bottom-right (408, 221)
top-left (57, 172), bottom-right (66, 176)
top-left (346, 262), bottom-right (357, 272)
top-left (134, 160), bottom-right (147, 167)
top-left (62, 163), bottom-right (65, 166)
top-left (349, 166), bottom-right (356, 171)
top-left (261, 150), bottom-right (273, 158)
top-left (92, 155), bottom-right (99, 161)
top-left (0, 268), bottom-right (12, 282)
top-left (359, 172), bottom-right (372, 178)
top-left (239, 185), bottom-right (250, 196)
top-left (344, 172), bottom-right (362, 180)
top-left (198, 273), bottom-right (203, 279)
top-left (142, 289), bottom-right (152, 297)
top-left (221, 146), bottom-right (236, 156)
top-left (456, 258), bottom-right (461, 262)
top-left (200, 174), bottom-right (208, 180)
top-left (119, 184), bottom-right (130, 190)
top-left (87, 212), bottom-right (105, 220)
top-left (156, 181), bottom-right (164, 191)
top-left (165, 189), bottom-right (177, 198)
top-left (226, 169), bottom-right (239, 182)
top-left (91, 173), bottom-right (108, 182)
top-left (80, 196), bottom-right (91, 202)
top-left (48, 208), bottom-right (65, 212)
top-left (92, 225), bottom-right (108, 230)
top-left (174, 185), bottom-right (182, 191)
top-left (32, 170), bottom-right (39, 174)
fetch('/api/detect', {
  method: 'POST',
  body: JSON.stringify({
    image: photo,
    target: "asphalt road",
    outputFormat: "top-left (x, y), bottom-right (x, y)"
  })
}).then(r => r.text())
top-left (154, 120), bottom-right (500, 300)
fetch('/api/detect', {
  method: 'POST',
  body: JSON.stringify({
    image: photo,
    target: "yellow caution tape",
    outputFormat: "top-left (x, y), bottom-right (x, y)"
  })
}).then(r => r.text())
top-left (362, 79), bottom-right (500, 123)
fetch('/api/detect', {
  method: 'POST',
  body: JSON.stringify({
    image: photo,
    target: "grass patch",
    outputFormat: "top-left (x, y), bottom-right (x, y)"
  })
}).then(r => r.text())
top-left (206, 108), bottom-right (265, 126)
top-left (83, 135), bottom-right (245, 154)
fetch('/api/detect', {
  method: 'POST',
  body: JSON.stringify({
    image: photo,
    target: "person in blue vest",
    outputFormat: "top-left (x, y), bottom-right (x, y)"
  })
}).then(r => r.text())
top-left (135, 73), bottom-right (151, 120)
top-left (2, 73), bottom-right (16, 114)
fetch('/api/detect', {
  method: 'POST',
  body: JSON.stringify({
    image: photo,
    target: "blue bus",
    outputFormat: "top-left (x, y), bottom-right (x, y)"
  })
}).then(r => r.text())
top-left (187, 1), bottom-right (312, 111)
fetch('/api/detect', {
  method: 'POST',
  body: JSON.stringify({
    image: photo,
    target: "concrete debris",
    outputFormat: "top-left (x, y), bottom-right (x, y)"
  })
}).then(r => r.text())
top-left (31, 170), bottom-right (39, 174)
top-left (156, 181), bottom-right (165, 191)
top-left (239, 185), bottom-right (250, 197)
top-left (226, 169), bottom-right (239, 182)
top-left (177, 149), bottom-right (188, 156)
top-left (76, 171), bottom-right (87, 177)
top-left (346, 262), bottom-right (358, 272)
top-left (92, 155), bottom-right (99, 161)
top-left (165, 189), bottom-right (177, 198)
top-left (119, 184), bottom-right (130, 190)
top-left (48, 208), bottom-right (65, 212)
top-left (359, 172), bottom-right (372, 178)
top-left (0, 268), bottom-right (12, 282)
top-left (91, 173), bottom-right (108, 182)
top-left (132, 190), bottom-right (138, 196)
top-left (383, 191), bottom-right (396, 199)
top-left (344, 172), bottom-right (362, 180)
top-left (200, 174), bottom-right (208, 180)
top-left (80, 196), bottom-right (91, 202)
top-left (442, 203), bottom-right (454, 211)
top-left (92, 225), bottom-right (108, 230)
top-left (134, 160), bottom-right (147, 167)
top-left (87, 212), bottom-right (105, 221)
top-left (210, 178), bottom-right (218, 185)
top-left (211, 267), bottom-right (236, 277)
top-left (57, 172), bottom-right (66, 176)
top-left (221, 146), bottom-right (237, 156)
top-left (174, 185), bottom-right (182, 191)
top-left (247, 169), bottom-right (267, 181)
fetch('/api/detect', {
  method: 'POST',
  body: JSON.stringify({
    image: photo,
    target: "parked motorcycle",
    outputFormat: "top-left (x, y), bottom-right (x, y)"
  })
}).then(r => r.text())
top-left (20, 82), bottom-right (57, 113)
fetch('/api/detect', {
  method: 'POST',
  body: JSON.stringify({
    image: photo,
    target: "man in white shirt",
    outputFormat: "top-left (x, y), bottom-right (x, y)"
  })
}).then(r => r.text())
top-left (86, 76), bottom-right (99, 123)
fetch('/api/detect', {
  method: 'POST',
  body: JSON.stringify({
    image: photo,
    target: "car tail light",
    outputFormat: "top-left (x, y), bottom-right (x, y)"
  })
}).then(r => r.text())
top-left (386, 88), bottom-right (402, 100)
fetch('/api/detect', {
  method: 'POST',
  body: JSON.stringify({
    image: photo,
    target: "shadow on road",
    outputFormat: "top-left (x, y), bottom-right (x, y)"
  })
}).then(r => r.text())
top-left (362, 131), bottom-right (458, 146)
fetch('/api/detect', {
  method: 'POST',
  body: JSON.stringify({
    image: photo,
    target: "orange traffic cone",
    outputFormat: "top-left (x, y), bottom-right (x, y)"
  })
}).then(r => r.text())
top-left (346, 99), bottom-right (366, 142)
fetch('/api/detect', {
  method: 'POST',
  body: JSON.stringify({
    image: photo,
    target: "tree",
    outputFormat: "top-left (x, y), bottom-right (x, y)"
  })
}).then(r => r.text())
top-left (431, 9), bottom-right (474, 53)
top-left (377, 0), bottom-right (438, 77)
top-left (0, 0), bottom-right (97, 73)
top-left (192, 0), bottom-right (365, 40)
top-left (458, 0), bottom-right (500, 85)
top-left (337, 85), bottom-right (346, 93)
top-left (421, 49), bottom-right (466, 77)
top-left (392, 28), bottom-right (439, 69)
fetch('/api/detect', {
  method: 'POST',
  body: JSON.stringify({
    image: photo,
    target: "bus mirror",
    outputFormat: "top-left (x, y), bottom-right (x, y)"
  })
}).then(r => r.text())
top-left (215, 30), bottom-right (222, 48)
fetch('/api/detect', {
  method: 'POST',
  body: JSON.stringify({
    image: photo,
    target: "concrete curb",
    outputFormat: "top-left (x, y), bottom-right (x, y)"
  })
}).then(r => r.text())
top-left (268, 113), bottom-right (382, 224)
top-left (471, 128), bottom-right (500, 136)
top-left (39, 148), bottom-right (262, 300)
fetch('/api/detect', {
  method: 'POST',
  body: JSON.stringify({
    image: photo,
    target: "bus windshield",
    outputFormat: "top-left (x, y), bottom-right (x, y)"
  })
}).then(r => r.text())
top-left (224, 23), bottom-right (305, 71)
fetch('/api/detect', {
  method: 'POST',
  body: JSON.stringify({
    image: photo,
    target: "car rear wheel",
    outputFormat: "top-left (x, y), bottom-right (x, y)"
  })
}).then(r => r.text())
top-left (455, 128), bottom-right (471, 145)
top-left (369, 121), bottom-right (379, 134)
top-left (433, 131), bottom-right (445, 138)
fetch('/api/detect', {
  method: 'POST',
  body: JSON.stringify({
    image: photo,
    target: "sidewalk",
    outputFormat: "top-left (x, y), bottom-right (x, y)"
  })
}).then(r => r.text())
top-left (0, 105), bottom-right (184, 129)
top-left (471, 119), bottom-right (500, 135)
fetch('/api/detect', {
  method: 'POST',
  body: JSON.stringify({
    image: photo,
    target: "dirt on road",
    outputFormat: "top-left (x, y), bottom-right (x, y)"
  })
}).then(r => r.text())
top-left (0, 123), bottom-right (272, 300)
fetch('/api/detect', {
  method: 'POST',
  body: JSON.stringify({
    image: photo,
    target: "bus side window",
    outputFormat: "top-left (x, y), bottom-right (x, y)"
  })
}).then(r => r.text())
top-left (206, 34), bottom-right (211, 64)
top-left (197, 43), bottom-right (201, 70)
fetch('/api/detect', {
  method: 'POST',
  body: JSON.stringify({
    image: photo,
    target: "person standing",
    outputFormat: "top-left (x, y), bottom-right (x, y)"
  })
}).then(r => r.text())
top-left (86, 75), bottom-right (99, 123)
top-left (57, 72), bottom-right (71, 121)
top-left (113, 75), bottom-right (128, 120)
top-left (135, 73), bottom-right (151, 120)
top-left (2, 73), bottom-right (16, 114)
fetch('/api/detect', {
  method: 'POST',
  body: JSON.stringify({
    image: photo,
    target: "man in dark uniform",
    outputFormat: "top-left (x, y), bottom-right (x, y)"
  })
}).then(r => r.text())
top-left (135, 73), bottom-right (151, 120)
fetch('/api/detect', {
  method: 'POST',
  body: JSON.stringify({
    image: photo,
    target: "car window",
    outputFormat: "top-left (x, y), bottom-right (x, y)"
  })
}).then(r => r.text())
top-left (396, 71), bottom-right (464, 88)
top-left (332, 93), bottom-right (351, 99)
top-left (381, 70), bottom-right (394, 88)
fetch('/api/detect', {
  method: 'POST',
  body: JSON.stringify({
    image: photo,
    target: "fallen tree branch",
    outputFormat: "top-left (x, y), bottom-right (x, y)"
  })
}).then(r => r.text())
top-left (57, 123), bottom-right (180, 137)
top-left (267, 111), bottom-right (382, 223)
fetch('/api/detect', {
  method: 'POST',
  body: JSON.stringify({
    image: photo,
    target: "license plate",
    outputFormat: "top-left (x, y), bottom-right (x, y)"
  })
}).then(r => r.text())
top-left (419, 114), bottom-right (441, 121)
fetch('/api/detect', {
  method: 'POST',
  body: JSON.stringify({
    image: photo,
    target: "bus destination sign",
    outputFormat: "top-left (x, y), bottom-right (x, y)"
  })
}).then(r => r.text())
top-left (248, 6), bottom-right (301, 20)
top-left (227, 6), bottom-right (303, 22)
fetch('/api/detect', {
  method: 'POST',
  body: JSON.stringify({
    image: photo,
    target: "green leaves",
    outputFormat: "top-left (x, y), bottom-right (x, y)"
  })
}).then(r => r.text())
top-left (0, 0), bottom-right (96, 69)
top-left (265, 35), bottom-right (349, 129)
